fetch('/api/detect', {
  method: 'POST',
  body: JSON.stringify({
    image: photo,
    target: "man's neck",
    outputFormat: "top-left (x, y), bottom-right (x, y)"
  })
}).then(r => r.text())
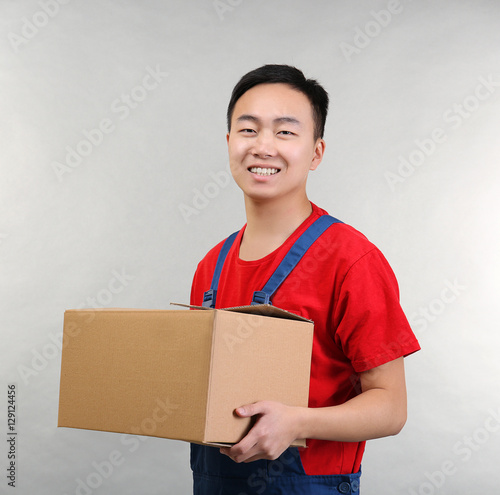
top-left (239, 194), bottom-right (312, 261)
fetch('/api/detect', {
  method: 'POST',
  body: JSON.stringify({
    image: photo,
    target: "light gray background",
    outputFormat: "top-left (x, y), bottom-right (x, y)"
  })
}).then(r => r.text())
top-left (1, 0), bottom-right (499, 493)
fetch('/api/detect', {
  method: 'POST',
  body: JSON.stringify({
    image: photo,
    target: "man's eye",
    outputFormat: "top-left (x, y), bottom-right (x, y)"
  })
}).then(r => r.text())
top-left (278, 130), bottom-right (294, 135)
top-left (240, 128), bottom-right (256, 133)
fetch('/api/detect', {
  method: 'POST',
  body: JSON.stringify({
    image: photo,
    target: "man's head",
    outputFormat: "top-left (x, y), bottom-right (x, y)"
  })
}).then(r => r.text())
top-left (227, 65), bottom-right (329, 141)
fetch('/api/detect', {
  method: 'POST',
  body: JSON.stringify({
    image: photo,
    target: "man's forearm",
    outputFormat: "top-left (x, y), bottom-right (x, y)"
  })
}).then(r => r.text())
top-left (296, 387), bottom-right (407, 443)
top-left (296, 357), bottom-right (408, 442)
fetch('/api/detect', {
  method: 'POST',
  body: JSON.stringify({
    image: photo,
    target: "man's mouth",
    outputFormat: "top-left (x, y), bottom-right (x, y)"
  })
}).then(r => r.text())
top-left (248, 167), bottom-right (280, 176)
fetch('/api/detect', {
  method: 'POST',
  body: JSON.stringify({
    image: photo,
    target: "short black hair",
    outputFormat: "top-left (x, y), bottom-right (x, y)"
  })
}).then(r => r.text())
top-left (227, 64), bottom-right (329, 140)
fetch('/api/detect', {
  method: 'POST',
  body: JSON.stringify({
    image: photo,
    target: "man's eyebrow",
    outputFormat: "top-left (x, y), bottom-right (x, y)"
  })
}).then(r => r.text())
top-left (235, 114), bottom-right (302, 126)
top-left (236, 114), bottom-right (260, 123)
top-left (273, 116), bottom-right (301, 126)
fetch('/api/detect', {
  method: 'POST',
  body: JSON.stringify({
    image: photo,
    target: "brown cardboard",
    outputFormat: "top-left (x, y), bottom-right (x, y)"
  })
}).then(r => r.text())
top-left (58, 305), bottom-right (313, 447)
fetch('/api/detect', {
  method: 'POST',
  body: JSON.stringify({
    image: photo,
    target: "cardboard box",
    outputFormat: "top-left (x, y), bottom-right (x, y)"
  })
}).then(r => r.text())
top-left (58, 305), bottom-right (313, 447)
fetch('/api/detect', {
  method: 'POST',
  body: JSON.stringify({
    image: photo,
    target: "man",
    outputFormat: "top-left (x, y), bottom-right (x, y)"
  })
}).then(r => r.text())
top-left (189, 64), bottom-right (420, 494)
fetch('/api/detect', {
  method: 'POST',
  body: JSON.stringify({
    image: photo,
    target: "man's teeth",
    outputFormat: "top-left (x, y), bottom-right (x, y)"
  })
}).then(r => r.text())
top-left (249, 167), bottom-right (279, 176)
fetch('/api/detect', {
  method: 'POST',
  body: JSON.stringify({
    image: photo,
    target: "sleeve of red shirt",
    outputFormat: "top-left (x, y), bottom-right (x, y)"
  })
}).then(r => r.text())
top-left (333, 247), bottom-right (420, 373)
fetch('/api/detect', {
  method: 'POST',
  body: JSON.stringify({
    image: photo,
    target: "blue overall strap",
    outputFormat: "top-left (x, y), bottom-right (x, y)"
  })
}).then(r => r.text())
top-left (202, 231), bottom-right (239, 308)
top-left (251, 215), bottom-right (342, 305)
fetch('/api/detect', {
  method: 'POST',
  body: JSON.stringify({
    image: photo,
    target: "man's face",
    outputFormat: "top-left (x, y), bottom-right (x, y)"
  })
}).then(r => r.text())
top-left (227, 83), bottom-right (324, 203)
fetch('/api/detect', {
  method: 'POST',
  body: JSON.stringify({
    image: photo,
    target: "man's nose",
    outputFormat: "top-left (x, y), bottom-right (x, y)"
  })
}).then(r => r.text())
top-left (251, 131), bottom-right (277, 158)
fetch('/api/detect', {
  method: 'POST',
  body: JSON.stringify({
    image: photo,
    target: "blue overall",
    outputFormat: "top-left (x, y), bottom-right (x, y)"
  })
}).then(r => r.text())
top-left (191, 215), bottom-right (362, 494)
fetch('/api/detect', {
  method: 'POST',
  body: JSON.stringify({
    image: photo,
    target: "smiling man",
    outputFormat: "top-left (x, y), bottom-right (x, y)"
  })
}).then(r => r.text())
top-left (189, 65), bottom-right (420, 494)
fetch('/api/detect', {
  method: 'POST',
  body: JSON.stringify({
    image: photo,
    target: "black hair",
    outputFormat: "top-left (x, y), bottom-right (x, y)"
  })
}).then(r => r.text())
top-left (226, 64), bottom-right (329, 140)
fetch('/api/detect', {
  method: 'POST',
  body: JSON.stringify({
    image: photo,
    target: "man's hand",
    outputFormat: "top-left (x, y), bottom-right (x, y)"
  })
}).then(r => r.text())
top-left (220, 401), bottom-right (303, 463)
top-left (220, 357), bottom-right (408, 463)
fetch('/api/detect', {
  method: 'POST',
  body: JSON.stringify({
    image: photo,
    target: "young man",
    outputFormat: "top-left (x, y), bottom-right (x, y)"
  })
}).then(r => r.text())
top-left (189, 64), bottom-right (420, 494)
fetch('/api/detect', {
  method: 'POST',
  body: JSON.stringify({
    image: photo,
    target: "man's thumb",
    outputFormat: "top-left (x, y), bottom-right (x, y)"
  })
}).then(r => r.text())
top-left (235, 405), bottom-right (252, 417)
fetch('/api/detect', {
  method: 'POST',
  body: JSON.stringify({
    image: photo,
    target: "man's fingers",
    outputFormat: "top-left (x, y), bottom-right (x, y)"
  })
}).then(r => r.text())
top-left (229, 435), bottom-right (258, 459)
top-left (235, 404), bottom-right (254, 417)
top-left (220, 401), bottom-right (282, 463)
top-left (220, 445), bottom-right (253, 463)
top-left (235, 401), bottom-right (267, 417)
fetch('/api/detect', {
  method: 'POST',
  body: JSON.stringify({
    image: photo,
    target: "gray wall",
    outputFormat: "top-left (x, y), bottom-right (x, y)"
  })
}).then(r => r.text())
top-left (1, 0), bottom-right (499, 493)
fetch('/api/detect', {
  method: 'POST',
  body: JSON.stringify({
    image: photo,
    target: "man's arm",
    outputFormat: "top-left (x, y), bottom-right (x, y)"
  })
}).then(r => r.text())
top-left (220, 357), bottom-right (407, 463)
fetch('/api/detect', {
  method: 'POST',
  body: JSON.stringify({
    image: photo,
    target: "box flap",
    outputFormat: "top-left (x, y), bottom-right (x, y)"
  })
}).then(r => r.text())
top-left (170, 303), bottom-right (210, 311)
top-left (223, 304), bottom-right (312, 323)
top-left (170, 302), bottom-right (312, 323)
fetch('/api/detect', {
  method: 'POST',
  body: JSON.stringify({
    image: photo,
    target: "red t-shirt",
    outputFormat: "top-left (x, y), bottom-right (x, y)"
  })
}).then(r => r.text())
top-left (190, 203), bottom-right (420, 475)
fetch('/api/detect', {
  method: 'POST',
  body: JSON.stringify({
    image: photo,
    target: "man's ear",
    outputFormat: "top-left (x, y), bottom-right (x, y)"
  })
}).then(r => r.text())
top-left (226, 132), bottom-right (230, 145)
top-left (310, 139), bottom-right (326, 171)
